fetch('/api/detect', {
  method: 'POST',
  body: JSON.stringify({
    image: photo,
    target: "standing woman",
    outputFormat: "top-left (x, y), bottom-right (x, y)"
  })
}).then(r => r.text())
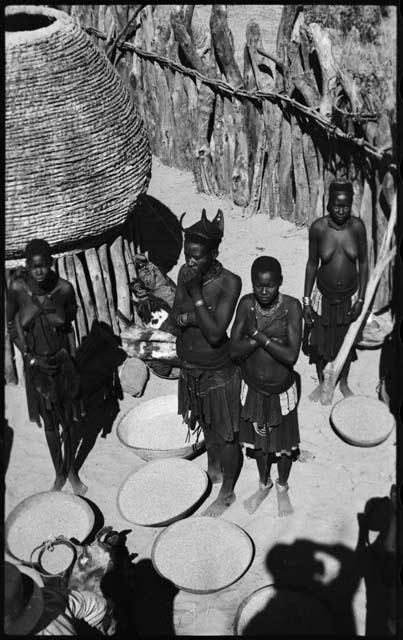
top-left (173, 210), bottom-right (243, 516)
top-left (6, 239), bottom-right (86, 494)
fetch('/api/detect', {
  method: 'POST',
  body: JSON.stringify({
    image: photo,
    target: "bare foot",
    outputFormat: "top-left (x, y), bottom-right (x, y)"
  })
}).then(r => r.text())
top-left (320, 385), bottom-right (333, 405)
top-left (339, 380), bottom-right (354, 398)
top-left (243, 480), bottom-right (273, 515)
top-left (68, 472), bottom-right (88, 496)
top-left (51, 475), bottom-right (67, 491)
top-left (308, 385), bottom-right (322, 402)
top-left (202, 491), bottom-right (236, 517)
top-left (275, 481), bottom-right (294, 517)
top-left (298, 449), bottom-right (315, 463)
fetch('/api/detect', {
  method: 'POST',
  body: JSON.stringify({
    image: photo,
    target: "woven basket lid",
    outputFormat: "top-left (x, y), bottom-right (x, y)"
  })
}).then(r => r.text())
top-left (117, 458), bottom-right (208, 526)
top-left (234, 585), bottom-right (335, 635)
top-left (5, 491), bottom-right (95, 564)
top-left (5, 5), bottom-right (151, 262)
top-left (330, 395), bottom-right (395, 447)
top-left (151, 517), bottom-right (254, 593)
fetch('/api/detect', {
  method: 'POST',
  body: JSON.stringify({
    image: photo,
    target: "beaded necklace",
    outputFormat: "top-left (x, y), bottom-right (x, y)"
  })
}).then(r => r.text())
top-left (254, 293), bottom-right (283, 318)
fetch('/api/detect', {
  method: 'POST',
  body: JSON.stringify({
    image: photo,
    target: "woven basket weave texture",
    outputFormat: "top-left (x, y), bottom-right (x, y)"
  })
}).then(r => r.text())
top-left (6, 5), bottom-right (151, 260)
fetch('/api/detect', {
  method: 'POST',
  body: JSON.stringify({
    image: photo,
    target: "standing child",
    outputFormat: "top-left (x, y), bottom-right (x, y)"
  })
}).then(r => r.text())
top-left (230, 256), bottom-right (302, 517)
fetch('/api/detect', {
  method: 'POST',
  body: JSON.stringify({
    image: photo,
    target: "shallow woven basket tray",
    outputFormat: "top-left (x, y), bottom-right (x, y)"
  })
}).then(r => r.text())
top-left (5, 5), bottom-right (151, 261)
top-left (233, 585), bottom-right (335, 635)
top-left (117, 458), bottom-right (208, 527)
top-left (330, 395), bottom-right (395, 447)
top-left (5, 491), bottom-right (95, 564)
top-left (117, 394), bottom-right (205, 461)
top-left (151, 517), bottom-right (254, 594)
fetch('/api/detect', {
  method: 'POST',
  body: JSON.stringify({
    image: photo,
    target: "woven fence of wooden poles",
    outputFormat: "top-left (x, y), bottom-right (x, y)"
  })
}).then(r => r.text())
top-left (60, 4), bottom-right (396, 313)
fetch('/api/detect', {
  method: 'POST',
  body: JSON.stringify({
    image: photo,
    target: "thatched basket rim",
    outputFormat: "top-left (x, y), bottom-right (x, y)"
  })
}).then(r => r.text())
top-left (5, 5), bottom-right (73, 46)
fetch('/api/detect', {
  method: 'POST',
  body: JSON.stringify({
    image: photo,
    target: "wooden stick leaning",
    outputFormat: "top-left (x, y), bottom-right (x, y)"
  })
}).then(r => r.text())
top-left (321, 193), bottom-right (397, 404)
top-left (110, 235), bottom-right (131, 330)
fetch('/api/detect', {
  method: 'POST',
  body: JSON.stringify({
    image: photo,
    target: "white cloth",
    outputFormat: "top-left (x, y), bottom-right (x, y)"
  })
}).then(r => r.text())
top-left (36, 587), bottom-right (108, 636)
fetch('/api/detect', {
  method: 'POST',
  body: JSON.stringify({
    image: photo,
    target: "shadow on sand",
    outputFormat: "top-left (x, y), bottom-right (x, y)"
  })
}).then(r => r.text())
top-left (130, 194), bottom-right (183, 275)
top-left (73, 321), bottom-right (126, 475)
top-left (243, 538), bottom-right (360, 635)
top-left (242, 487), bottom-right (397, 636)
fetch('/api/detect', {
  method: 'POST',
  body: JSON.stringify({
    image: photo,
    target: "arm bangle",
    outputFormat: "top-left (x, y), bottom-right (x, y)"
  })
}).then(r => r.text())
top-left (251, 328), bottom-right (259, 338)
top-left (358, 298), bottom-right (364, 303)
top-left (194, 299), bottom-right (205, 308)
top-left (29, 357), bottom-right (36, 368)
top-left (302, 296), bottom-right (311, 306)
top-left (264, 338), bottom-right (271, 349)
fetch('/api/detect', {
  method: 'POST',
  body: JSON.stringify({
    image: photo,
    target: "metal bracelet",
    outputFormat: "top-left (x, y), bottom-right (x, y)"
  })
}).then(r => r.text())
top-left (358, 298), bottom-right (364, 303)
top-left (29, 357), bottom-right (36, 367)
top-left (194, 299), bottom-right (205, 308)
top-left (251, 329), bottom-right (259, 338)
top-left (302, 296), bottom-right (311, 306)
top-left (264, 338), bottom-right (271, 349)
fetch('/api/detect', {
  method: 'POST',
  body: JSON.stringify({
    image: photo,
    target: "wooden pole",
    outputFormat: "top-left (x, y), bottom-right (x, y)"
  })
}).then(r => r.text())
top-left (73, 254), bottom-right (97, 332)
top-left (123, 238), bottom-right (136, 282)
top-left (84, 248), bottom-right (111, 326)
top-left (98, 243), bottom-right (119, 335)
top-left (210, 5), bottom-right (249, 207)
top-left (321, 193), bottom-right (397, 405)
top-left (110, 235), bottom-right (131, 328)
top-left (65, 255), bottom-right (87, 343)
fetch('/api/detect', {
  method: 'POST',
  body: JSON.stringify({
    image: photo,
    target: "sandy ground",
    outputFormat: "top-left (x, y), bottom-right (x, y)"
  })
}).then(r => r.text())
top-left (5, 157), bottom-right (396, 635)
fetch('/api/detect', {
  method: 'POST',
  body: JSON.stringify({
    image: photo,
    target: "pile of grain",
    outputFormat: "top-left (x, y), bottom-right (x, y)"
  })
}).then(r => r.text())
top-left (152, 517), bottom-right (253, 593)
top-left (330, 395), bottom-right (395, 447)
top-left (118, 459), bottom-right (208, 526)
top-left (118, 395), bottom-right (203, 450)
top-left (234, 585), bottom-right (335, 635)
top-left (5, 492), bottom-right (94, 563)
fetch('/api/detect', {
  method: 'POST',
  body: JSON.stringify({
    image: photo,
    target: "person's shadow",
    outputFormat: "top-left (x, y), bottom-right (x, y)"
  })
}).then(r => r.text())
top-left (243, 538), bottom-right (361, 635)
top-left (356, 488), bottom-right (397, 636)
top-left (101, 557), bottom-right (179, 636)
top-left (73, 321), bottom-right (127, 473)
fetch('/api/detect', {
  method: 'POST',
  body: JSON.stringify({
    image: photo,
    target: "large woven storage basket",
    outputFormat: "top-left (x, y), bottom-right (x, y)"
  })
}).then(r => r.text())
top-left (117, 395), bottom-right (205, 461)
top-left (5, 5), bottom-right (151, 262)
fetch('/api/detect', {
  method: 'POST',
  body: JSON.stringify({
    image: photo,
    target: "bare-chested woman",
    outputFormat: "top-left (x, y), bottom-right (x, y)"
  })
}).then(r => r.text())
top-left (173, 209), bottom-right (242, 517)
top-left (303, 181), bottom-right (368, 404)
top-left (230, 257), bottom-right (302, 517)
top-left (6, 239), bottom-right (86, 494)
